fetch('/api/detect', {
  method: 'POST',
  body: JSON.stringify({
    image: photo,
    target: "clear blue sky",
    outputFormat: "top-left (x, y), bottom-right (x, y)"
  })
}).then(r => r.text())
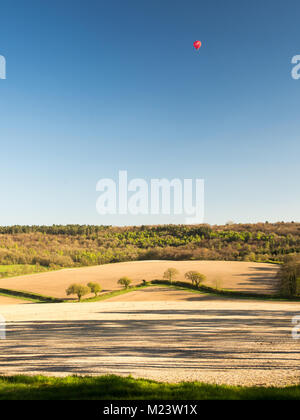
top-left (0, 0), bottom-right (299, 225)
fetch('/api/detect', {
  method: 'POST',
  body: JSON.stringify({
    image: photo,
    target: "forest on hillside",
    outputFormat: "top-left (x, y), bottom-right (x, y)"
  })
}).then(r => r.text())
top-left (0, 223), bottom-right (299, 268)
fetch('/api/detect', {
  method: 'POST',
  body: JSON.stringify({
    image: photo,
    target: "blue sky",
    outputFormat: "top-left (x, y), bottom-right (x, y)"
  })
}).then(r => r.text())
top-left (0, 0), bottom-right (299, 225)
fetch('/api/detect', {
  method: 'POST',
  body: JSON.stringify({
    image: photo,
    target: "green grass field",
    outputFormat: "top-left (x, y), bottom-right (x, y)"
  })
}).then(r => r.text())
top-left (0, 264), bottom-right (51, 279)
top-left (0, 375), bottom-right (299, 400)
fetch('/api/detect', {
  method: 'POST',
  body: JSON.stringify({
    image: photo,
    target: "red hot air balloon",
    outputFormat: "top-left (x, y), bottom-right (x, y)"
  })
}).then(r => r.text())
top-left (193, 40), bottom-right (202, 50)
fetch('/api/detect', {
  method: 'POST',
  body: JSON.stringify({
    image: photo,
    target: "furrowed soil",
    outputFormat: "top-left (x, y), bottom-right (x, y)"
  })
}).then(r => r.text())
top-left (0, 260), bottom-right (279, 300)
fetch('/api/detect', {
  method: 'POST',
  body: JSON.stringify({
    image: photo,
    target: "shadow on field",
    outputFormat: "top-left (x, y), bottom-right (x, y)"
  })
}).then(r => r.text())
top-left (233, 266), bottom-right (279, 293)
top-left (0, 307), bottom-right (298, 376)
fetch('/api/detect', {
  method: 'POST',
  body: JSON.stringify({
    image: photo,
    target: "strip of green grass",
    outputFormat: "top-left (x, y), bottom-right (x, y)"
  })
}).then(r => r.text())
top-left (151, 280), bottom-right (300, 302)
top-left (0, 287), bottom-right (63, 303)
top-left (81, 284), bottom-right (151, 302)
top-left (1, 280), bottom-right (297, 305)
top-left (0, 374), bottom-right (299, 400)
top-left (0, 290), bottom-right (38, 303)
top-left (0, 283), bottom-right (152, 304)
top-left (1, 278), bottom-right (297, 305)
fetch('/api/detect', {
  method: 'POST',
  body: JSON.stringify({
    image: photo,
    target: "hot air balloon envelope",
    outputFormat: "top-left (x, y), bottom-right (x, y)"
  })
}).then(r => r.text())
top-left (193, 40), bottom-right (202, 50)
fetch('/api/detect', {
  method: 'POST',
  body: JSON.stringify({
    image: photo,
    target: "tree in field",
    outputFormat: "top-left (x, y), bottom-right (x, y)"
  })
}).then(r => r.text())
top-left (87, 282), bottom-right (102, 297)
top-left (118, 277), bottom-right (132, 289)
top-left (214, 277), bottom-right (223, 291)
top-left (279, 257), bottom-right (300, 297)
top-left (66, 283), bottom-right (91, 301)
top-left (163, 268), bottom-right (179, 283)
top-left (296, 278), bottom-right (300, 296)
top-left (184, 271), bottom-right (206, 288)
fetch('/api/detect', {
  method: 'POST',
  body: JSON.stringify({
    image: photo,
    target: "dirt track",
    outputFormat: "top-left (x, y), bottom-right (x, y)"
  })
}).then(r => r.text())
top-left (0, 287), bottom-right (299, 386)
top-left (0, 260), bottom-right (279, 300)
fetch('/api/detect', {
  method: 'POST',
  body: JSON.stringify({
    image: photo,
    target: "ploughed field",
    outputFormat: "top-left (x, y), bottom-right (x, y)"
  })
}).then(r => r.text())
top-left (0, 290), bottom-right (299, 386)
top-left (0, 260), bottom-right (279, 300)
top-left (0, 260), bottom-right (296, 387)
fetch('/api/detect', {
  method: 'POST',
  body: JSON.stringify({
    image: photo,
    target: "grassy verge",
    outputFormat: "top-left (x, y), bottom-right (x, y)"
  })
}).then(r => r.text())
top-left (1, 280), bottom-right (299, 305)
top-left (0, 374), bottom-right (299, 400)
top-left (0, 288), bottom-right (63, 303)
top-left (81, 284), bottom-right (152, 303)
top-left (151, 280), bottom-right (300, 302)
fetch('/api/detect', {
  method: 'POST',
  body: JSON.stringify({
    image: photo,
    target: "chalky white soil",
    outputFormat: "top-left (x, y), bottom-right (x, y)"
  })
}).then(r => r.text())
top-left (0, 287), bottom-right (299, 387)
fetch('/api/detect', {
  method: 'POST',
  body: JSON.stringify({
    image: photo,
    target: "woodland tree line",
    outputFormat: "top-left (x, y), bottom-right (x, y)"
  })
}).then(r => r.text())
top-left (0, 222), bottom-right (299, 269)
